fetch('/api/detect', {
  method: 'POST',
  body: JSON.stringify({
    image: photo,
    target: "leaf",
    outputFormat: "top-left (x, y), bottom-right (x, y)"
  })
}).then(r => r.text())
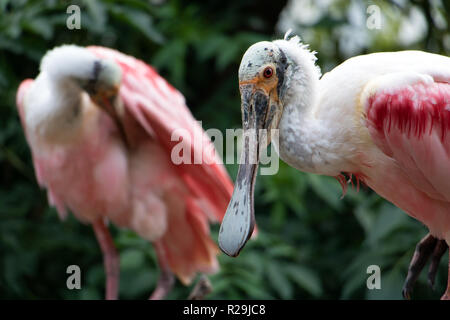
top-left (270, 201), bottom-right (287, 230)
top-left (152, 39), bottom-right (186, 88)
top-left (239, 252), bottom-right (265, 275)
top-left (285, 264), bottom-right (323, 297)
top-left (109, 5), bottom-right (164, 44)
top-left (85, 0), bottom-right (107, 32)
top-left (266, 261), bottom-right (293, 299)
top-left (196, 34), bottom-right (228, 61)
top-left (23, 18), bottom-right (53, 39)
top-left (354, 201), bottom-right (376, 235)
top-left (266, 244), bottom-right (297, 258)
top-left (216, 41), bottom-right (240, 71)
top-left (79, 287), bottom-right (101, 300)
top-left (306, 174), bottom-right (343, 210)
top-left (366, 203), bottom-right (407, 247)
top-left (341, 270), bottom-right (365, 299)
top-left (233, 280), bottom-right (272, 299)
top-left (120, 269), bottom-right (153, 298)
top-left (120, 249), bottom-right (145, 270)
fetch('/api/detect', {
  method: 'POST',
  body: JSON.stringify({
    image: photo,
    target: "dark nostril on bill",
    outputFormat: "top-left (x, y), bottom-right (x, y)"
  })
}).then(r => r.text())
top-left (243, 109), bottom-right (249, 123)
top-left (254, 92), bottom-right (268, 114)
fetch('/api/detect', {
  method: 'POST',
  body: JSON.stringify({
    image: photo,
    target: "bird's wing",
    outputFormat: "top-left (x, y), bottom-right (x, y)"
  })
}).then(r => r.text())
top-left (87, 46), bottom-right (233, 222)
top-left (364, 71), bottom-right (450, 201)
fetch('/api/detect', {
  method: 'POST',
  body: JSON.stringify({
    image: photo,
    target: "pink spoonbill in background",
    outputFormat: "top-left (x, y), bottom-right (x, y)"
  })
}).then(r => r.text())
top-left (219, 32), bottom-right (450, 300)
top-left (16, 45), bottom-right (233, 300)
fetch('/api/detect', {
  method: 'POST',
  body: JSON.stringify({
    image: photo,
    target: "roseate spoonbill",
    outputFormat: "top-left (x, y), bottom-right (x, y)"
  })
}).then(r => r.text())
top-left (219, 32), bottom-right (450, 299)
top-left (16, 45), bottom-right (233, 300)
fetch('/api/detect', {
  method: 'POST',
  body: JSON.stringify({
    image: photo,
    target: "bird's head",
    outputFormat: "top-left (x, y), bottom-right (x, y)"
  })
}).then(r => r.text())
top-left (237, 41), bottom-right (288, 143)
top-left (237, 31), bottom-right (319, 141)
top-left (81, 58), bottom-right (122, 107)
top-left (41, 45), bottom-right (122, 109)
top-left (219, 32), bottom-right (320, 257)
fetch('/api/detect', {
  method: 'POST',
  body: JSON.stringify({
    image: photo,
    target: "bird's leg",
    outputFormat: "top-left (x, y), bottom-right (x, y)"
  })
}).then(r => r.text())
top-left (149, 242), bottom-right (175, 300)
top-left (428, 240), bottom-right (447, 289)
top-left (442, 251), bottom-right (450, 300)
top-left (402, 233), bottom-right (437, 299)
top-left (188, 275), bottom-right (213, 300)
top-left (92, 218), bottom-right (120, 300)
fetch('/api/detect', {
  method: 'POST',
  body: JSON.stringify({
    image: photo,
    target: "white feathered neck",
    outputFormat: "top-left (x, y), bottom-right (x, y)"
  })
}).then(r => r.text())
top-left (272, 36), bottom-right (356, 176)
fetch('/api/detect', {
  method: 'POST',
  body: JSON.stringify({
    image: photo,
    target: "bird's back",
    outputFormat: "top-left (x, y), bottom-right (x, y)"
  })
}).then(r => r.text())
top-left (318, 50), bottom-right (450, 120)
top-left (313, 50), bottom-right (450, 170)
top-left (316, 50), bottom-right (450, 242)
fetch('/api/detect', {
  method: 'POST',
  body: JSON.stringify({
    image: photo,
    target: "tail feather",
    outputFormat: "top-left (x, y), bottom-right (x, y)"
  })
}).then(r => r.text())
top-left (161, 195), bottom-right (219, 285)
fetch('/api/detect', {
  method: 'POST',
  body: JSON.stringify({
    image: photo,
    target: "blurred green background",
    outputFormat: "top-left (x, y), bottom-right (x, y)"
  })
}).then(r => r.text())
top-left (1, 0), bottom-right (449, 300)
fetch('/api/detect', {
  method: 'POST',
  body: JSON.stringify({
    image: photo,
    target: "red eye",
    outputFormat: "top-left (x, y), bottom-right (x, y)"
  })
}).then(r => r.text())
top-left (263, 67), bottom-right (273, 78)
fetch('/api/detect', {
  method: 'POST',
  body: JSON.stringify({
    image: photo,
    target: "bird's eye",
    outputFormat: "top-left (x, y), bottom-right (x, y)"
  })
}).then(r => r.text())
top-left (263, 67), bottom-right (273, 78)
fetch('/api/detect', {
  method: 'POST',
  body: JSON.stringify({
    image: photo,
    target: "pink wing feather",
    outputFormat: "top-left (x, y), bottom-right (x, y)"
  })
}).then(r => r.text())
top-left (366, 79), bottom-right (450, 202)
top-left (87, 46), bottom-right (233, 223)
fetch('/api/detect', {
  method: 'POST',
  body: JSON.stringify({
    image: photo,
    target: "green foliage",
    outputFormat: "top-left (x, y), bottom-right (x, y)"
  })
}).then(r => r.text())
top-left (0, 0), bottom-right (448, 300)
